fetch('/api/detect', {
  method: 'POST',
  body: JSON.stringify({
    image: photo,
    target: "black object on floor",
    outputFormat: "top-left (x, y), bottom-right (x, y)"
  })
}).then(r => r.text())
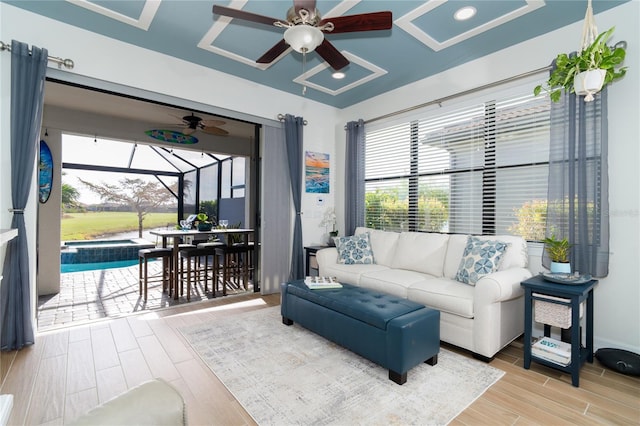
top-left (595, 348), bottom-right (640, 376)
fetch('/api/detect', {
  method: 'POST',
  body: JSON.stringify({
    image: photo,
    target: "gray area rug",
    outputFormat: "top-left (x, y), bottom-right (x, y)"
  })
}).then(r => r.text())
top-left (179, 306), bottom-right (504, 425)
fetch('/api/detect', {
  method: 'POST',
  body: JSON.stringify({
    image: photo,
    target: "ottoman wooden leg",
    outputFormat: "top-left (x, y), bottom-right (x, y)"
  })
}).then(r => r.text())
top-left (425, 354), bottom-right (438, 366)
top-left (282, 317), bottom-right (293, 326)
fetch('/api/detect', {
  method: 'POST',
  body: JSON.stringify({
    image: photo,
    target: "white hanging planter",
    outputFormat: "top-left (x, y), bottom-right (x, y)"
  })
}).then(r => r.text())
top-left (574, 69), bottom-right (606, 102)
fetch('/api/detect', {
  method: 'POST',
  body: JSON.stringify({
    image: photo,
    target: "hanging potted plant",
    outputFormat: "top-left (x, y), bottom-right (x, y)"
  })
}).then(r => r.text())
top-left (534, 26), bottom-right (627, 103)
top-left (542, 235), bottom-right (572, 274)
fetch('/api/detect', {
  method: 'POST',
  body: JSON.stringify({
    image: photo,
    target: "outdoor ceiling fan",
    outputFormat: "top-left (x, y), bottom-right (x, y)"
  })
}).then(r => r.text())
top-left (173, 113), bottom-right (229, 136)
top-left (212, 0), bottom-right (392, 71)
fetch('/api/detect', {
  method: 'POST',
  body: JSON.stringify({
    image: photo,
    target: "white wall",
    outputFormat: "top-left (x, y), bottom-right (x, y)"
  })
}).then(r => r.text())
top-left (339, 2), bottom-right (640, 353)
top-left (37, 129), bottom-right (62, 296)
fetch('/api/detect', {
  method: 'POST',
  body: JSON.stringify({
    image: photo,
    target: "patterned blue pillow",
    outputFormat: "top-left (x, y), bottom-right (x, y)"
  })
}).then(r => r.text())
top-left (455, 237), bottom-right (509, 285)
top-left (334, 233), bottom-right (375, 265)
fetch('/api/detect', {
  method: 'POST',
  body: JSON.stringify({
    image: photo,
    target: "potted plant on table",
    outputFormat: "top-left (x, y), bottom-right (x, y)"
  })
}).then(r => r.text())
top-left (534, 27), bottom-right (627, 102)
top-left (542, 234), bottom-right (572, 274)
top-left (195, 212), bottom-right (213, 231)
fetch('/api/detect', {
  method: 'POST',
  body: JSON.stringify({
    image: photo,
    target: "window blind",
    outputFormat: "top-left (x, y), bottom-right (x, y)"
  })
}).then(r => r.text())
top-left (365, 86), bottom-right (551, 240)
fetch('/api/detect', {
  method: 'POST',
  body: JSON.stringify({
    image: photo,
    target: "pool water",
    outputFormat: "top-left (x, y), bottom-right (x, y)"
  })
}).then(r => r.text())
top-left (61, 259), bottom-right (139, 273)
top-left (61, 238), bottom-right (156, 267)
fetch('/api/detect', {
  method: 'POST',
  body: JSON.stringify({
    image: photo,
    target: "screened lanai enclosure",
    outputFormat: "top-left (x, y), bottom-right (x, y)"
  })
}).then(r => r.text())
top-left (62, 134), bottom-right (248, 227)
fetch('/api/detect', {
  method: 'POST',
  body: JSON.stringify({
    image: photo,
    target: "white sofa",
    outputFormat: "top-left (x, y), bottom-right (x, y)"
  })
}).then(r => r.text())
top-left (316, 227), bottom-right (533, 359)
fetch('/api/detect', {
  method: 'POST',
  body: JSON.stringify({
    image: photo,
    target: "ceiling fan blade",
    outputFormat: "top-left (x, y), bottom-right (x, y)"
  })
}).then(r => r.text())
top-left (201, 119), bottom-right (226, 127)
top-left (169, 113), bottom-right (187, 125)
top-left (202, 126), bottom-right (229, 136)
top-left (315, 40), bottom-right (349, 71)
top-left (294, 0), bottom-right (316, 14)
top-left (257, 39), bottom-right (289, 64)
top-left (320, 11), bottom-right (392, 33)
top-left (212, 5), bottom-right (287, 27)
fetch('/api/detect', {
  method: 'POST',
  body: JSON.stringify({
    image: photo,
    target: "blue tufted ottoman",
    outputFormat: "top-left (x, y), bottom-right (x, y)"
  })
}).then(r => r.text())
top-left (281, 280), bottom-right (440, 384)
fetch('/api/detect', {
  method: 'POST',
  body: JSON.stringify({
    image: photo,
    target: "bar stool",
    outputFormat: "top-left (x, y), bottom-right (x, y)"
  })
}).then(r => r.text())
top-left (178, 246), bottom-right (217, 301)
top-left (138, 248), bottom-right (173, 301)
top-left (196, 241), bottom-right (225, 294)
top-left (245, 242), bottom-right (255, 283)
top-left (214, 244), bottom-right (250, 295)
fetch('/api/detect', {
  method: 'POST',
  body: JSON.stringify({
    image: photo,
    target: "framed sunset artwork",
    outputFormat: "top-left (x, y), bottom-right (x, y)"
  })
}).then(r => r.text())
top-left (305, 151), bottom-right (329, 193)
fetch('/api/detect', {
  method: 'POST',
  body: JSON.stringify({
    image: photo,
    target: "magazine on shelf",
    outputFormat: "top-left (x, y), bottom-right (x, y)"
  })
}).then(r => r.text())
top-left (531, 337), bottom-right (571, 365)
top-left (304, 276), bottom-right (343, 289)
top-left (532, 346), bottom-right (571, 366)
top-left (532, 337), bottom-right (571, 356)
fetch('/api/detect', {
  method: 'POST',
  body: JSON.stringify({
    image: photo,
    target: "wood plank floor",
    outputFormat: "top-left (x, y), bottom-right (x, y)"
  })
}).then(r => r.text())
top-left (1, 293), bottom-right (638, 425)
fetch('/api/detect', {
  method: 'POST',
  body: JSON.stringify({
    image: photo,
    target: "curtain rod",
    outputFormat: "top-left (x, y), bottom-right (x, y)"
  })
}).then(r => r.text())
top-left (361, 65), bottom-right (551, 126)
top-left (277, 113), bottom-right (307, 125)
top-left (0, 41), bottom-right (74, 69)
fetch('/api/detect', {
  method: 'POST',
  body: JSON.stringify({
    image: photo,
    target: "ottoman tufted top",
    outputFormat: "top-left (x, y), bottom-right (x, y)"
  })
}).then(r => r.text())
top-left (286, 280), bottom-right (426, 330)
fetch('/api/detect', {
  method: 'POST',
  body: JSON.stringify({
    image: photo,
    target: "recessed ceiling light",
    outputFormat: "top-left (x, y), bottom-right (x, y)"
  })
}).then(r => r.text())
top-left (332, 72), bottom-right (346, 79)
top-left (454, 6), bottom-right (476, 21)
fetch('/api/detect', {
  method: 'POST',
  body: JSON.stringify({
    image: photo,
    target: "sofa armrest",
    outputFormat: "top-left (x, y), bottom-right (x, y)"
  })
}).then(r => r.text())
top-left (475, 267), bottom-right (533, 305)
top-left (315, 247), bottom-right (338, 268)
top-left (69, 379), bottom-right (186, 425)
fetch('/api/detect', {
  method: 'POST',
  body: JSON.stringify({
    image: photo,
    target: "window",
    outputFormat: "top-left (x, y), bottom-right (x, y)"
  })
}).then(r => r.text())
top-left (365, 85), bottom-right (550, 240)
top-left (221, 157), bottom-right (246, 199)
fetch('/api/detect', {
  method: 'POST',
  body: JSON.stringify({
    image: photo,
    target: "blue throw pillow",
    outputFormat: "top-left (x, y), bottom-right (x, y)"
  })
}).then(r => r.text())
top-left (334, 233), bottom-right (375, 265)
top-left (455, 236), bottom-right (509, 285)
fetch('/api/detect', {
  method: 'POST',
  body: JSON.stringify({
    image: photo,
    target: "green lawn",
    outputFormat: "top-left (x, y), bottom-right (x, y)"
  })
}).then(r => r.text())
top-left (61, 212), bottom-right (176, 241)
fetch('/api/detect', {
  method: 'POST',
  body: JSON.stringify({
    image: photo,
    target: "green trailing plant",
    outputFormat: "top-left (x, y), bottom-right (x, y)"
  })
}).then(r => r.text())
top-left (542, 235), bottom-right (572, 263)
top-left (534, 27), bottom-right (627, 102)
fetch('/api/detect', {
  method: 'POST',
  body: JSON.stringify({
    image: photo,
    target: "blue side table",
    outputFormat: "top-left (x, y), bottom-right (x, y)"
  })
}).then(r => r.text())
top-left (521, 275), bottom-right (598, 387)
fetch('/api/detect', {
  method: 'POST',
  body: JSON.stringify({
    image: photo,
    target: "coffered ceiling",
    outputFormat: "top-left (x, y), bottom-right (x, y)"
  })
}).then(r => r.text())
top-left (5, 0), bottom-right (628, 108)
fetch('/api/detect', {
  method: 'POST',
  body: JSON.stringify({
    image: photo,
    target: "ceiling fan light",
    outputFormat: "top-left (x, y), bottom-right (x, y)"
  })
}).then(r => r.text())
top-left (284, 25), bottom-right (324, 53)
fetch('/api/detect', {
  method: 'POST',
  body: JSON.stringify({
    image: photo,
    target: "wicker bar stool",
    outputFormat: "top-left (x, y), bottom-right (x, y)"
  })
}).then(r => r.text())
top-left (138, 248), bottom-right (173, 301)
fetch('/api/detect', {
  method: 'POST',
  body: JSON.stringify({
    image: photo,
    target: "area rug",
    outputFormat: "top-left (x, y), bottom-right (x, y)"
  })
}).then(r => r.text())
top-left (179, 306), bottom-right (504, 425)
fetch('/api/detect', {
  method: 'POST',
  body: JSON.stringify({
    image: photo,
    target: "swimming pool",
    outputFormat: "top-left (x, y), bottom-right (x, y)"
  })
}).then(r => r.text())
top-left (61, 259), bottom-right (140, 273)
top-left (61, 238), bottom-right (155, 271)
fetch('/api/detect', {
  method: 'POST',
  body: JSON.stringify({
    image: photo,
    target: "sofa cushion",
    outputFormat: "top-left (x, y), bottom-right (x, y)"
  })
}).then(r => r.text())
top-left (319, 257), bottom-right (389, 286)
top-left (355, 227), bottom-right (399, 267)
top-left (483, 235), bottom-right (529, 270)
top-left (443, 235), bottom-right (469, 279)
top-left (360, 268), bottom-right (436, 299)
top-left (407, 278), bottom-right (475, 318)
top-left (391, 232), bottom-right (449, 276)
top-left (335, 233), bottom-right (375, 264)
top-left (455, 236), bottom-right (509, 285)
